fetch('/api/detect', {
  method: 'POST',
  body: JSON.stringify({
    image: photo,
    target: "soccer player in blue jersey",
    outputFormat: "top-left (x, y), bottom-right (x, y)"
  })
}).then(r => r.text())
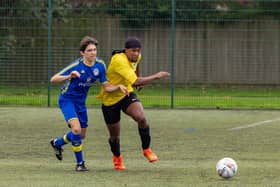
top-left (50, 36), bottom-right (128, 171)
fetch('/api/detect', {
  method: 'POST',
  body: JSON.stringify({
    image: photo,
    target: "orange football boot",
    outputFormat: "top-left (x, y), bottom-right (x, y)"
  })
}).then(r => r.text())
top-left (113, 155), bottom-right (126, 170)
top-left (143, 148), bottom-right (158, 162)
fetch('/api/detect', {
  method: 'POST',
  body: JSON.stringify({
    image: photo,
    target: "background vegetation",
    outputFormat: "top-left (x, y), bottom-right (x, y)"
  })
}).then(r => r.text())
top-left (2, 0), bottom-right (280, 54)
top-left (1, 0), bottom-right (280, 108)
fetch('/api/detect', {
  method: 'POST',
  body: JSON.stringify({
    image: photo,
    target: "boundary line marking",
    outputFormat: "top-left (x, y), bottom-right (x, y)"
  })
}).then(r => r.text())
top-left (228, 117), bottom-right (280, 131)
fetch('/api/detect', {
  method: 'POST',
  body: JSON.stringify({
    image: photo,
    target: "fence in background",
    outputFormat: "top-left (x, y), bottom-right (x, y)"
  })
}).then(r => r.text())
top-left (1, 0), bottom-right (280, 108)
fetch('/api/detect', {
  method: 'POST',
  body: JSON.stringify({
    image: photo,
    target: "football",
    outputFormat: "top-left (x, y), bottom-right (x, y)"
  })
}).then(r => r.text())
top-left (216, 157), bottom-right (238, 179)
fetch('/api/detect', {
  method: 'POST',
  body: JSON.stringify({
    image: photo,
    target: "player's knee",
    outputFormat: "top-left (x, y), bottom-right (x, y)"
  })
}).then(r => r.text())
top-left (72, 127), bottom-right (81, 135)
top-left (135, 116), bottom-right (147, 126)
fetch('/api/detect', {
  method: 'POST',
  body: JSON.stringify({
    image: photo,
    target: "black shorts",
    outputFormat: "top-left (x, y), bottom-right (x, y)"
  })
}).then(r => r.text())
top-left (102, 92), bottom-right (140, 125)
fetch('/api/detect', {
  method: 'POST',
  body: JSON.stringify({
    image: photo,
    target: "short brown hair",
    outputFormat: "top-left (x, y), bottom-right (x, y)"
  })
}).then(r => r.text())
top-left (79, 36), bottom-right (98, 52)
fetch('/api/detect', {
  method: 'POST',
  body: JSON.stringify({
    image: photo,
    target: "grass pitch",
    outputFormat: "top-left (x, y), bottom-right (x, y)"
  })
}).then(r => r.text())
top-left (1, 107), bottom-right (280, 187)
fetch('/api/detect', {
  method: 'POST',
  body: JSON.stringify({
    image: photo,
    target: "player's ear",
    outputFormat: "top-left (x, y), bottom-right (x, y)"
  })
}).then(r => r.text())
top-left (80, 50), bottom-right (84, 56)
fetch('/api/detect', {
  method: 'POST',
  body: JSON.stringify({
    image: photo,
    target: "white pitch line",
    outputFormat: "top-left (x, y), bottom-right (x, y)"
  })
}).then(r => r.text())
top-left (228, 117), bottom-right (280, 131)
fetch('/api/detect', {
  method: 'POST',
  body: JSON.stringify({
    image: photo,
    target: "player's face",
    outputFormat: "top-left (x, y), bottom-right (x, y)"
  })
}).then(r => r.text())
top-left (125, 48), bottom-right (140, 62)
top-left (81, 44), bottom-right (97, 63)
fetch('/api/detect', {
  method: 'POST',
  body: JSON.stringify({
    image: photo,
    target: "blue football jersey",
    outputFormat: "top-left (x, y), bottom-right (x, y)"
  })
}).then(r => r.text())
top-left (58, 57), bottom-right (107, 101)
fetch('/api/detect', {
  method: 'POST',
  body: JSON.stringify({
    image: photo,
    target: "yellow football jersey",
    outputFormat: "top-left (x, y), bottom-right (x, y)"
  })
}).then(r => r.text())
top-left (98, 52), bottom-right (141, 106)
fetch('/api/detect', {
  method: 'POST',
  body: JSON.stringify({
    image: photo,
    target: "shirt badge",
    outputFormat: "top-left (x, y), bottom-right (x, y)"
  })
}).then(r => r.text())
top-left (93, 68), bottom-right (99, 76)
top-left (131, 63), bottom-right (137, 70)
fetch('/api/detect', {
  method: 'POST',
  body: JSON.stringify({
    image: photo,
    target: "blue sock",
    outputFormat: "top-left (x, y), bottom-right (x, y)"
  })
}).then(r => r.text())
top-left (71, 133), bottom-right (84, 164)
top-left (54, 131), bottom-right (73, 148)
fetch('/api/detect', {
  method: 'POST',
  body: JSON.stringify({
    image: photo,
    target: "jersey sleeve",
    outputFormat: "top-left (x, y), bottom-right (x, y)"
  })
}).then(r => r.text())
top-left (99, 63), bottom-right (107, 83)
top-left (59, 68), bottom-right (72, 76)
top-left (58, 61), bottom-right (79, 76)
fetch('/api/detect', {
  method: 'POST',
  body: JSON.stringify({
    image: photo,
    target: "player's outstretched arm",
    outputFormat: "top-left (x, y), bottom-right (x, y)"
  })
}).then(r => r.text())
top-left (102, 82), bottom-right (129, 95)
top-left (133, 71), bottom-right (170, 87)
top-left (50, 70), bottom-right (80, 83)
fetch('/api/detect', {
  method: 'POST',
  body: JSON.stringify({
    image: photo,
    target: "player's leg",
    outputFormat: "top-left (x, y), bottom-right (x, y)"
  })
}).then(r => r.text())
top-left (50, 99), bottom-right (76, 161)
top-left (102, 103), bottom-right (125, 170)
top-left (107, 122), bottom-right (125, 170)
top-left (71, 107), bottom-right (89, 171)
top-left (50, 99), bottom-right (88, 171)
top-left (50, 130), bottom-right (72, 161)
top-left (125, 101), bottom-right (151, 149)
top-left (81, 128), bottom-right (87, 139)
top-left (124, 97), bottom-right (158, 163)
top-left (107, 123), bottom-right (121, 157)
top-left (68, 118), bottom-right (88, 171)
top-left (78, 108), bottom-right (88, 140)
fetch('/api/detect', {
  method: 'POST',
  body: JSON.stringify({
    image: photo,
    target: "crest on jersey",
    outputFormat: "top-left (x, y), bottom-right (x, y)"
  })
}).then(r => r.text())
top-left (131, 63), bottom-right (137, 70)
top-left (81, 70), bottom-right (85, 74)
top-left (93, 68), bottom-right (99, 76)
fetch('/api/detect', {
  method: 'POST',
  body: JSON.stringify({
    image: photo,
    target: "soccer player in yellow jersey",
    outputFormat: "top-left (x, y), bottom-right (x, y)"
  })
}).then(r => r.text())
top-left (99, 37), bottom-right (170, 170)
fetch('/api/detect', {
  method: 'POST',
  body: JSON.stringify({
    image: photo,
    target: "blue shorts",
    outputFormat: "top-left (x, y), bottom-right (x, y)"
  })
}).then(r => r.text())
top-left (58, 96), bottom-right (88, 128)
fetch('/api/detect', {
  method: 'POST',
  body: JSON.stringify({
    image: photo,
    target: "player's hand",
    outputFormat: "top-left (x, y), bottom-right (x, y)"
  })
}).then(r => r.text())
top-left (134, 85), bottom-right (144, 92)
top-left (70, 71), bottom-right (80, 78)
top-left (118, 84), bottom-right (129, 96)
top-left (156, 71), bottom-right (170, 79)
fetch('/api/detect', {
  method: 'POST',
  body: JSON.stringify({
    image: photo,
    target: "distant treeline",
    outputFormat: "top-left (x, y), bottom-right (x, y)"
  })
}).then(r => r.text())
top-left (2, 0), bottom-right (280, 27)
